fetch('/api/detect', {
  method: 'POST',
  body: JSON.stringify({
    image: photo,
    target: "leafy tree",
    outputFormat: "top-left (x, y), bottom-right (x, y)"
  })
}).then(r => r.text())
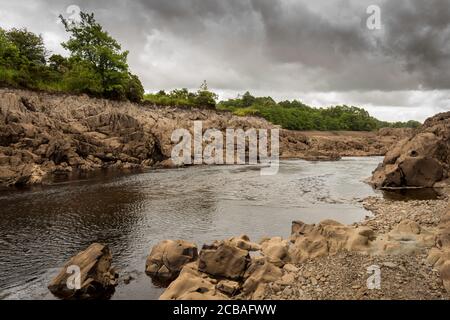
top-left (62, 60), bottom-right (103, 95)
top-left (60, 11), bottom-right (143, 101)
top-left (125, 73), bottom-right (145, 103)
top-left (5, 28), bottom-right (46, 65)
top-left (242, 91), bottom-right (256, 107)
top-left (195, 80), bottom-right (218, 109)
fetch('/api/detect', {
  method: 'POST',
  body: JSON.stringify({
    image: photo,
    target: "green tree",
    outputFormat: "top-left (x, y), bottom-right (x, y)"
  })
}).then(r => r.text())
top-left (60, 11), bottom-right (143, 101)
top-left (5, 28), bottom-right (46, 65)
top-left (195, 80), bottom-right (218, 109)
top-left (242, 91), bottom-right (256, 107)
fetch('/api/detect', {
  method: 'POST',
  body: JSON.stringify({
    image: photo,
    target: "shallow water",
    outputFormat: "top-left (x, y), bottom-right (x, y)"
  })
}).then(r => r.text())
top-left (0, 157), bottom-right (385, 299)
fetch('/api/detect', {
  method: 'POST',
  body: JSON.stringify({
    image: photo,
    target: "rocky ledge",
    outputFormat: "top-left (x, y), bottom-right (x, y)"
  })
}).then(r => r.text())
top-left (148, 195), bottom-right (450, 300)
top-left (1, 88), bottom-right (407, 188)
top-left (370, 111), bottom-right (450, 189)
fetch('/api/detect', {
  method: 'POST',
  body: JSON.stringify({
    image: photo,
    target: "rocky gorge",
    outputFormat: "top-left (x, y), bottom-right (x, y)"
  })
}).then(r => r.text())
top-left (2, 88), bottom-right (449, 300)
top-left (0, 88), bottom-right (408, 188)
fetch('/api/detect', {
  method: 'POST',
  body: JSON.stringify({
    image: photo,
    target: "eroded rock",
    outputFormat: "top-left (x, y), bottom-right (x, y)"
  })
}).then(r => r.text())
top-left (145, 240), bottom-right (198, 286)
top-left (159, 262), bottom-right (228, 300)
top-left (371, 112), bottom-right (450, 188)
top-left (48, 243), bottom-right (118, 300)
top-left (198, 242), bottom-right (250, 280)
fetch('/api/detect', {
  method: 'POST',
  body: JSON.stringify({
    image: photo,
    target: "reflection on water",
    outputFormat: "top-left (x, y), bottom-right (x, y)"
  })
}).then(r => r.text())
top-left (381, 188), bottom-right (442, 201)
top-left (0, 157), bottom-right (401, 300)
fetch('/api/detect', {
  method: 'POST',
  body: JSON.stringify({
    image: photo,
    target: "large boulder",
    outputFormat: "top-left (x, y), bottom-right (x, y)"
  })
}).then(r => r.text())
top-left (198, 242), bottom-right (250, 280)
top-left (145, 240), bottom-right (198, 286)
top-left (371, 112), bottom-right (450, 188)
top-left (48, 243), bottom-right (118, 300)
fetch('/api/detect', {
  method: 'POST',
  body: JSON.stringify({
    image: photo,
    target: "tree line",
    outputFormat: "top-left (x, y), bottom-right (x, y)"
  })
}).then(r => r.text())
top-left (0, 11), bottom-right (421, 131)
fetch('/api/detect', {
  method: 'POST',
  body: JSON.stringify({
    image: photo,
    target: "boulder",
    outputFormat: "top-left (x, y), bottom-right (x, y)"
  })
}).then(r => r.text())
top-left (227, 235), bottom-right (261, 252)
top-left (198, 242), bottom-right (250, 280)
top-left (48, 243), bottom-right (118, 300)
top-left (145, 240), bottom-right (198, 286)
top-left (242, 259), bottom-right (283, 299)
top-left (159, 262), bottom-right (228, 300)
top-left (371, 112), bottom-right (450, 188)
top-left (259, 237), bottom-right (290, 266)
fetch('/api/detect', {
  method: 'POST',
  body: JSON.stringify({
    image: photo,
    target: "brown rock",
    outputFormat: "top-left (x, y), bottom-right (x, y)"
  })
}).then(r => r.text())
top-left (145, 240), bottom-right (198, 286)
top-left (260, 237), bottom-right (290, 266)
top-left (159, 262), bottom-right (228, 300)
top-left (48, 243), bottom-right (118, 300)
top-left (371, 112), bottom-right (450, 188)
top-left (198, 242), bottom-right (250, 280)
top-left (242, 259), bottom-right (283, 298)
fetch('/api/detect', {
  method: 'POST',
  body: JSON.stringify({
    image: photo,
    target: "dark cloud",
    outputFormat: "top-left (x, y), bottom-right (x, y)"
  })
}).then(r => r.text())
top-left (0, 0), bottom-right (449, 120)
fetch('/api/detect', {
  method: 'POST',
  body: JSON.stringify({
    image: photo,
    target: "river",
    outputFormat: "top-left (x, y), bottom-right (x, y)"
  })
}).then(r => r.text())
top-left (0, 157), bottom-right (385, 299)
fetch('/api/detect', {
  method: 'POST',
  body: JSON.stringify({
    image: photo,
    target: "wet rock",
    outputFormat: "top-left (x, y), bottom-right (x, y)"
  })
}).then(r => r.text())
top-left (145, 240), bottom-right (198, 286)
top-left (48, 243), bottom-right (118, 300)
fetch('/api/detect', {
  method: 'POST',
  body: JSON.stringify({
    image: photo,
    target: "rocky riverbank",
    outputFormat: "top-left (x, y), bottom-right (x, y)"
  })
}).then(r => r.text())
top-left (370, 111), bottom-right (450, 189)
top-left (147, 194), bottom-right (450, 300)
top-left (47, 191), bottom-right (450, 300)
top-left (0, 88), bottom-right (408, 188)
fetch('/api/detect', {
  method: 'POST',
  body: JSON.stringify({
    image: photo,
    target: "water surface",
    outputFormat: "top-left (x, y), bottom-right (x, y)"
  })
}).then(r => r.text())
top-left (0, 157), bottom-right (382, 300)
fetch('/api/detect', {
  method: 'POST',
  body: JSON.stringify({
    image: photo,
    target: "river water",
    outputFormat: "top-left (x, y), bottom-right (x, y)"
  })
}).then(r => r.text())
top-left (0, 157), bottom-right (385, 299)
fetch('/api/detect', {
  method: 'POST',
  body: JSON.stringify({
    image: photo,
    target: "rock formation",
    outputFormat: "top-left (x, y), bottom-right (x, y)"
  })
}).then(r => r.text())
top-left (0, 88), bottom-right (408, 188)
top-left (427, 204), bottom-right (450, 292)
top-left (145, 240), bottom-right (198, 285)
top-left (48, 243), bottom-right (118, 300)
top-left (370, 112), bottom-right (450, 188)
top-left (155, 210), bottom-right (447, 300)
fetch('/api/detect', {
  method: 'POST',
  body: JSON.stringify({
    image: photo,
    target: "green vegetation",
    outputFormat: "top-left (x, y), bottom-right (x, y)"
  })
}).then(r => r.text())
top-left (216, 92), bottom-right (421, 131)
top-left (0, 12), bottom-right (143, 102)
top-left (143, 81), bottom-right (218, 109)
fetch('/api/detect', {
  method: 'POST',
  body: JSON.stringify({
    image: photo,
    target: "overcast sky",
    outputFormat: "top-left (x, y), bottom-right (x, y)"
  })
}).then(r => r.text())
top-left (1, 0), bottom-right (449, 121)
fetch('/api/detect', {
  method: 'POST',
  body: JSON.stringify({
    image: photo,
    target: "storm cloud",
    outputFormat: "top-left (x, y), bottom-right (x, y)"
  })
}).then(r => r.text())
top-left (0, 0), bottom-right (449, 121)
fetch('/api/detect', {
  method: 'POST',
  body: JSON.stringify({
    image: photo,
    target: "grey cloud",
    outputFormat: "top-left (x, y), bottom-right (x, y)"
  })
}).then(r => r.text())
top-left (0, 0), bottom-right (449, 121)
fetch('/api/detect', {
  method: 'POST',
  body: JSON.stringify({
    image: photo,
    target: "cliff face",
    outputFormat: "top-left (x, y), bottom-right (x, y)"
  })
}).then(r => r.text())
top-left (370, 111), bottom-right (450, 189)
top-left (0, 88), bottom-right (274, 187)
top-left (0, 89), bottom-right (406, 187)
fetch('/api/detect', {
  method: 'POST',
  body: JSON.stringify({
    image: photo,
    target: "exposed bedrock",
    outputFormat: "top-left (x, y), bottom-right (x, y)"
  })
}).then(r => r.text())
top-left (370, 112), bottom-right (450, 189)
top-left (148, 209), bottom-right (450, 300)
top-left (1, 88), bottom-right (408, 187)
